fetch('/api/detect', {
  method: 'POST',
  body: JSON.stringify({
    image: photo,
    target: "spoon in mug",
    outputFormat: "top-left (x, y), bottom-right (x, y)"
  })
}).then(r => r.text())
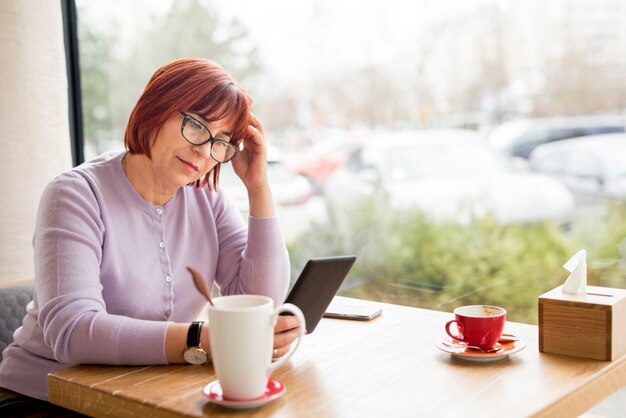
top-left (187, 266), bottom-right (214, 306)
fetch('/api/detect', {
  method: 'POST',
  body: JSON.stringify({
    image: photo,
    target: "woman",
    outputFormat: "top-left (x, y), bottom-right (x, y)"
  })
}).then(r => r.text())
top-left (0, 58), bottom-right (300, 413)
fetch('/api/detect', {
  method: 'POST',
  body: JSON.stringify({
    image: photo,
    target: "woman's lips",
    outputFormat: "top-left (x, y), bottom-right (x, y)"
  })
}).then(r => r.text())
top-left (178, 157), bottom-right (199, 172)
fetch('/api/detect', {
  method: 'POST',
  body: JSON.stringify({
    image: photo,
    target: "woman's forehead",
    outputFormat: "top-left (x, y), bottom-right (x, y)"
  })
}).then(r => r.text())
top-left (186, 112), bottom-right (234, 136)
top-left (198, 107), bottom-right (240, 124)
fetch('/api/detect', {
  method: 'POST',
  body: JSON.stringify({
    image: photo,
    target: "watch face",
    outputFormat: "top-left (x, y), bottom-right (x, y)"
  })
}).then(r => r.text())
top-left (183, 347), bottom-right (208, 365)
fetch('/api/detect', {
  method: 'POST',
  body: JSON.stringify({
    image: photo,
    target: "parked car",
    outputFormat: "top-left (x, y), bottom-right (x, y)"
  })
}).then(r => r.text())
top-left (324, 129), bottom-right (575, 226)
top-left (219, 146), bottom-right (314, 215)
top-left (529, 133), bottom-right (626, 212)
top-left (287, 136), bottom-right (365, 193)
top-left (486, 115), bottom-right (626, 159)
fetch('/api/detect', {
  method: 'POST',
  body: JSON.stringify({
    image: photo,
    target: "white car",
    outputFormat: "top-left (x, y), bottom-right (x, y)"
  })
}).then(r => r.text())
top-left (219, 147), bottom-right (313, 215)
top-left (486, 115), bottom-right (625, 159)
top-left (529, 133), bottom-right (626, 208)
top-left (324, 130), bottom-right (575, 226)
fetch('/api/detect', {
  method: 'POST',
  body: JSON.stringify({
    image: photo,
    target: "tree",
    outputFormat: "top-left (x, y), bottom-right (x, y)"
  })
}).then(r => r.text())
top-left (77, 16), bottom-right (118, 155)
top-left (532, 48), bottom-right (626, 116)
top-left (125, 0), bottom-right (260, 80)
top-left (77, 0), bottom-right (261, 155)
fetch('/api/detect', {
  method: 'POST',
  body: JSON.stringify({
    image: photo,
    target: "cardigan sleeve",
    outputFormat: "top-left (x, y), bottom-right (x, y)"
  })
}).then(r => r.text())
top-left (34, 173), bottom-right (170, 365)
top-left (211, 192), bottom-right (290, 306)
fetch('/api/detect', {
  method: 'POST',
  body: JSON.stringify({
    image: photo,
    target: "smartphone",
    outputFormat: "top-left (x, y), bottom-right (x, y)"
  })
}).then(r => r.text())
top-left (282, 255), bottom-right (357, 333)
top-left (323, 303), bottom-right (382, 321)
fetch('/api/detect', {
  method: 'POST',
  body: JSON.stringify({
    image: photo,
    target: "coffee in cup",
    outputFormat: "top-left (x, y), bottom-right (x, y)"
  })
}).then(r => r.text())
top-left (444, 305), bottom-right (506, 351)
top-left (208, 295), bottom-right (306, 400)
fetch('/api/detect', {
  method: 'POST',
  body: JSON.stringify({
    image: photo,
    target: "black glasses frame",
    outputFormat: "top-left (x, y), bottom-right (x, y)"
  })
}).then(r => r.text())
top-left (179, 112), bottom-right (239, 163)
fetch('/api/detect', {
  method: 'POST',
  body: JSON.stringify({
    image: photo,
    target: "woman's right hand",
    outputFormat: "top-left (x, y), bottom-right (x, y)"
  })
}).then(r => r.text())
top-left (232, 112), bottom-right (269, 192)
top-left (231, 112), bottom-right (276, 217)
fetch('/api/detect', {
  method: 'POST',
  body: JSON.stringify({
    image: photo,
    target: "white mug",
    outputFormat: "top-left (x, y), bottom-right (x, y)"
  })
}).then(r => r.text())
top-left (208, 295), bottom-right (306, 400)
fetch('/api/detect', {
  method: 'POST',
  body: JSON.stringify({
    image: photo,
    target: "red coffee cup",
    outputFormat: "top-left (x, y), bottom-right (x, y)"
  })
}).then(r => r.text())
top-left (445, 305), bottom-right (506, 350)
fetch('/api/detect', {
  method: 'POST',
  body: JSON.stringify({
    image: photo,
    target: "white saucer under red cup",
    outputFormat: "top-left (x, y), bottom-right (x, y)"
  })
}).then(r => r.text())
top-left (201, 378), bottom-right (286, 409)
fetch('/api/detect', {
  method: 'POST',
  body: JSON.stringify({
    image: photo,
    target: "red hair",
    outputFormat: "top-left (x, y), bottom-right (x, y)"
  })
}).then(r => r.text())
top-left (124, 58), bottom-right (252, 189)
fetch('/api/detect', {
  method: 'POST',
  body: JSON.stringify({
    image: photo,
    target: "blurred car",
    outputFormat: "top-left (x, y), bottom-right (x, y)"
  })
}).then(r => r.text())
top-left (219, 147), bottom-right (313, 215)
top-left (486, 115), bottom-right (626, 159)
top-left (287, 136), bottom-right (365, 193)
top-left (529, 133), bottom-right (626, 209)
top-left (324, 129), bottom-right (575, 226)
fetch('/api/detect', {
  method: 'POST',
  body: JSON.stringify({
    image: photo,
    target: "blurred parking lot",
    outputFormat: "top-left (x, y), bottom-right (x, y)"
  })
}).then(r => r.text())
top-left (255, 120), bottom-right (626, 247)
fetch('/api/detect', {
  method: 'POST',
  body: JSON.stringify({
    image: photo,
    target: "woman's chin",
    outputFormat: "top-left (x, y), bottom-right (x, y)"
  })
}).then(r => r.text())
top-left (169, 172), bottom-right (199, 188)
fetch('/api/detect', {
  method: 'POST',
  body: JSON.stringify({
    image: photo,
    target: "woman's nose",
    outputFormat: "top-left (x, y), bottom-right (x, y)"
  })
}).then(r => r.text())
top-left (193, 142), bottom-right (212, 160)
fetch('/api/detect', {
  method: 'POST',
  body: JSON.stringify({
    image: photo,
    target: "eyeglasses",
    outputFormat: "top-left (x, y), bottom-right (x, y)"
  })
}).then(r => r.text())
top-left (180, 112), bottom-right (239, 163)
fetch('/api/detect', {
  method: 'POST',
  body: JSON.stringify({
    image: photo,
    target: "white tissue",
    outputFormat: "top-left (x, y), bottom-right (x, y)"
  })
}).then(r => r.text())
top-left (562, 249), bottom-right (587, 295)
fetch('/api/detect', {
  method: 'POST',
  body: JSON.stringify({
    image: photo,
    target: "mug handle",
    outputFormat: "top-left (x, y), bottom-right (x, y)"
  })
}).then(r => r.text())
top-left (445, 320), bottom-right (464, 341)
top-left (268, 303), bottom-right (306, 374)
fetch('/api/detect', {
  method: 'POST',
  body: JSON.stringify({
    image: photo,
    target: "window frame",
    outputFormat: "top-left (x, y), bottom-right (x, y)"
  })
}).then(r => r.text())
top-left (61, 0), bottom-right (85, 167)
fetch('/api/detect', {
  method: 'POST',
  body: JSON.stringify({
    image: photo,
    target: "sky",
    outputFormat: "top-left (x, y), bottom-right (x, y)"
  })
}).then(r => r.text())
top-left (77, 0), bottom-right (506, 85)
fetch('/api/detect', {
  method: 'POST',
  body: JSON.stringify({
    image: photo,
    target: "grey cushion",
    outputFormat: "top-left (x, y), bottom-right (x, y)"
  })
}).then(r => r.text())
top-left (0, 285), bottom-right (33, 362)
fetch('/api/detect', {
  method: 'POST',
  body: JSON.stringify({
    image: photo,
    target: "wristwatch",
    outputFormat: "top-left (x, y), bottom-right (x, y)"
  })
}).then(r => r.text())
top-left (182, 321), bottom-right (208, 365)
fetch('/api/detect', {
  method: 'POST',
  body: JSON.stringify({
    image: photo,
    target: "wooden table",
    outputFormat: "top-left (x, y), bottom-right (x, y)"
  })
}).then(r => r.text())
top-left (48, 297), bottom-right (626, 417)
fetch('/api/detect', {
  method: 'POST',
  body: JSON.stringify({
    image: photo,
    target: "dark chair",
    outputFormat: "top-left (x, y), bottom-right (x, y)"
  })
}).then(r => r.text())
top-left (0, 283), bottom-right (33, 362)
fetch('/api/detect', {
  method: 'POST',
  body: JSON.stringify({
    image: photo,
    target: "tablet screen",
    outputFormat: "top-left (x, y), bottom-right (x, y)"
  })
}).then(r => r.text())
top-left (283, 256), bottom-right (357, 333)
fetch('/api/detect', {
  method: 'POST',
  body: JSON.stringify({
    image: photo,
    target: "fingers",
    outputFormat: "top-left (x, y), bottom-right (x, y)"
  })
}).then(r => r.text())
top-left (231, 112), bottom-right (269, 186)
top-left (272, 328), bottom-right (300, 360)
top-left (274, 326), bottom-right (301, 348)
top-left (249, 112), bottom-right (265, 136)
top-left (272, 315), bottom-right (305, 360)
top-left (244, 123), bottom-right (264, 152)
top-left (274, 314), bottom-right (300, 333)
top-left (241, 113), bottom-right (265, 152)
top-left (272, 345), bottom-right (290, 360)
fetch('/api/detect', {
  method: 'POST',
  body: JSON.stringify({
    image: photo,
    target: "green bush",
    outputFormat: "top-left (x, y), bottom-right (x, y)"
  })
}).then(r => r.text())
top-left (572, 203), bottom-right (626, 289)
top-left (288, 203), bottom-right (626, 324)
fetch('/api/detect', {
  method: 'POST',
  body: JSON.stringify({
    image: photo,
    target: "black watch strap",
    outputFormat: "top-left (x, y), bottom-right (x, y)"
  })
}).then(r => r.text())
top-left (186, 321), bottom-right (203, 347)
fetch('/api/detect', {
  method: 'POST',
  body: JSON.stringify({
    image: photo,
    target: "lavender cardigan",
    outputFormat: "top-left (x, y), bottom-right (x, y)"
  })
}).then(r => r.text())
top-left (0, 152), bottom-right (289, 400)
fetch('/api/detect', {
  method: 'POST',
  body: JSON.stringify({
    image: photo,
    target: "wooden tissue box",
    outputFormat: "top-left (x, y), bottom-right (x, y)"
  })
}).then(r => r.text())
top-left (539, 285), bottom-right (626, 360)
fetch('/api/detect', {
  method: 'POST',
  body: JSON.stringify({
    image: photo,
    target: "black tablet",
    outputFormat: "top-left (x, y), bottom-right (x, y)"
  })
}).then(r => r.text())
top-left (283, 255), bottom-right (357, 333)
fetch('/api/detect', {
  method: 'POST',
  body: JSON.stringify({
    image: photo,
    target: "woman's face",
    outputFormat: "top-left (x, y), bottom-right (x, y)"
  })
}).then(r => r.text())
top-left (149, 112), bottom-right (234, 188)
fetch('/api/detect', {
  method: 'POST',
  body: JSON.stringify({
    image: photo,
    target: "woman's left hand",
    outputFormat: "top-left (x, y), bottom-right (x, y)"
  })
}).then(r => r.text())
top-left (232, 112), bottom-right (269, 191)
top-left (272, 314), bottom-right (304, 360)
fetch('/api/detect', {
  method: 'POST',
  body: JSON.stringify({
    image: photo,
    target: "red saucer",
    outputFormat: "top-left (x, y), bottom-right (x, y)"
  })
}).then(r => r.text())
top-left (435, 335), bottom-right (527, 362)
top-left (201, 378), bottom-right (286, 409)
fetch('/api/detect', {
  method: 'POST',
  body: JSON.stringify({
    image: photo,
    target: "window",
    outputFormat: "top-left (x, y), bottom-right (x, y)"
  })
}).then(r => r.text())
top-left (74, 0), bottom-right (626, 323)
